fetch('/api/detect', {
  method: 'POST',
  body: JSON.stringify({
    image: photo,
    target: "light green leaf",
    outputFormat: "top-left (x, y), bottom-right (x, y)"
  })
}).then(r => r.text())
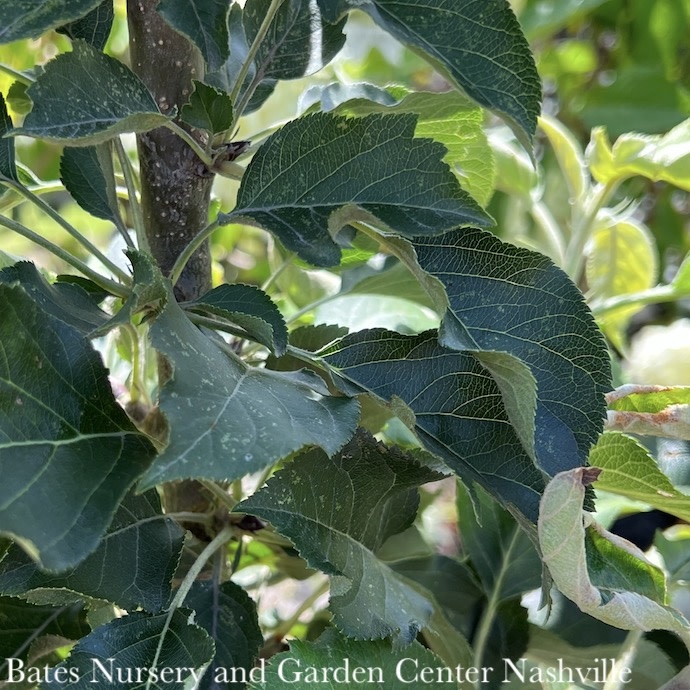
top-left (414, 229), bottom-right (611, 479)
top-left (208, 0), bottom-right (347, 114)
top-left (186, 580), bottom-right (262, 690)
top-left (586, 213), bottom-right (658, 350)
top-left (237, 431), bottom-right (444, 645)
top-left (56, 0), bottom-right (113, 51)
top-left (656, 530), bottom-right (690, 582)
top-left (591, 432), bottom-right (690, 523)
top-left (187, 283), bottom-right (287, 355)
top-left (0, 286), bottom-right (156, 571)
top-left (672, 251), bottom-right (690, 292)
top-left (588, 120), bottom-right (690, 190)
top-left (319, 0), bottom-right (541, 149)
top-left (538, 466), bottom-right (690, 634)
top-left (0, 598), bottom-right (88, 671)
top-left (332, 89), bottom-right (495, 207)
top-left (488, 127), bottom-right (538, 200)
top-left (539, 113), bottom-right (588, 202)
top-left (180, 81), bottom-right (233, 134)
top-left (608, 384), bottom-right (690, 413)
top-left (250, 627), bottom-right (448, 690)
top-left (158, 0), bottom-right (229, 71)
top-left (0, 94), bottom-right (18, 183)
top-left (0, 262), bottom-right (109, 336)
top-left (60, 145), bottom-right (120, 225)
top-left (0, 490), bottom-right (184, 612)
top-left (41, 610), bottom-right (214, 690)
top-left (0, 0), bottom-right (102, 44)
top-left (227, 112), bottom-right (492, 267)
top-left (138, 298), bottom-right (359, 489)
top-left (324, 329), bottom-right (547, 522)
top-left (14, 41), bottom-right (170, 145)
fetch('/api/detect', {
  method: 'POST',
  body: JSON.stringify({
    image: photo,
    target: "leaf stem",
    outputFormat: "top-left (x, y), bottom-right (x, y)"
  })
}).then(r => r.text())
top-left (591, 283), bottom-right (685, 317)
top-left (6, 180), bottom-right (131, 282)
top-left (0, 214), bottom-right (129, 297)
top-left (471, 527), bottom-right (521, 688)
top-left (169, 219), bottom-right (219, 287)
top-left (0, 63), bottom-right (33, 85)
top-left (163, 120), bottom-right (214, 167)
top-left (200, 479), bottom-right (237, 511)
top-left (529, 200), bottom-right (565, 266)
top-left (114, 137), bottom-right (147, 252)
top-left (271, 578), bottom-right (329, 640)
top-left (262, 248), bottom-right (296, 293)
top-left (145, 526), bottom-right (234, 690)
top-left (602, 629), bottom-right (642, 690)
top-left (230, 0), bottom-right (288, 120)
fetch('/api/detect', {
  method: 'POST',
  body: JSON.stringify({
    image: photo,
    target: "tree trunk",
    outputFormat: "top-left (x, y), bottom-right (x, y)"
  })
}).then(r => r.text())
top-left (127, 0), bottom-right (213, 301)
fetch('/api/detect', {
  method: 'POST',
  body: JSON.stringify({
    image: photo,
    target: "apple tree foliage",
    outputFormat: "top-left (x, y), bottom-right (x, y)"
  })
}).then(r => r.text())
top-left (1, 1), bottom-right (690, 688)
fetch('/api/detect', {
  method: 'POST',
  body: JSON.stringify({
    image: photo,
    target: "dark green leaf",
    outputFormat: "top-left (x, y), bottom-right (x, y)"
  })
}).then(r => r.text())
top-left (0, 1), bottom-right (102, 44)
top-left (187, 580), bottom-right (262, 690)
top-left (180, 81), bottom-right (233, 134)
top-left (0, 285), bottom-right (156, 571)
top-left (237, 431), bottom-right (444, 645)
top-left (14, 41), bottom-right (169, 145)
top-left (188, 283), bottom-right (287, 355)
top-left (319, 0), bottom-right (541, 148)
top-left (139, 298), bottom-right (358, 489)
top-left (41, 610), bottom-right (214, 690)
top-left (0, 490), bottom-right (184, 612)
top-left (0, 598), bottom-right (88, 678)
top-left (158, 0), bottom-right (229, 72)
top-left (227, 113), bottom-right (492, 267)
top-left (60, 145), bottom-right (120, 225)
top-left (457, 483), bottom-right (542, 600)
top-left (208, 0), bottom-right (347, 114)
top-left (324, 329), bottom-right (546, 522)
top-left (56, 0), bottom-right (113, 50)
top-left (414, 229), bottom-right (611, 477)
top-left (0, 93), bottom-right (18, 183)
top-left (251, 627), bottom-right (448, 689)
top-left (0, 262), bottom-right (109, 336)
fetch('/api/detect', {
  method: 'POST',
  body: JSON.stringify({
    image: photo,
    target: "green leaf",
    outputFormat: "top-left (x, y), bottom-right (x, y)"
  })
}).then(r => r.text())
top-left (180, 81), bottom-right (233, 134)
top-left (0, 93), bottom-right (18, 183)
top-left (538, 467), bottom-right (690, 634)
top-left (609, 385), bottom-right (690, 413)
top-left (457, 483), bottom-right (542, 601)
top-left (14, 41), bottom-right (170, 145)
top-left (237, 431), bottom-right (444, 645)
top-left (157, 0), bottom-right (229, 72)
top-left (56, 0), bottom-right (113, 51)
top-left (187, 283), bottom-right (288, 355)
top-left (0, 285), bottom-right (156, 571)
top-left (330, 89), bottom-right (496, 207)
top-left (60, 145), bottom-right (121, 225)
top-left (227, 112), bottom-right (492, 267)
top-left (586, 214), bottom-right (658, 350)
top-left (324, 329), bottom-right (547, 522)
top-left (538, 113), bottom-right (588, 202)
top-left (209, 0), bottom-right (347, 114)
top-left (0, 262), bottom-right (109, 336)
top-left (251, 627), bottom-right (448, 690)
top-left (186, 580), bottom-right (262, 690)
top-left (656, 530), bottom-right (690, 582)
top-left (41, 610), bottom-right (214, 690)
top-left (0, 598), bottom-right (88, 669)
top-left (319, 0), bottom-right (542, 149)
top-left (139, 298), bottom-right (359, 489)
top-left (588, 120), bottom-right (690, 190)
top-left (591, 433), bottom-right (690, 523)
top-left (488, 127), bottom-right (538, 199)
top-left (0, 490), bottom-right (184, 612)
top-left (413, 229), bottom-right (611, 478)
top-left (0, 0), bottom-right (102, 44)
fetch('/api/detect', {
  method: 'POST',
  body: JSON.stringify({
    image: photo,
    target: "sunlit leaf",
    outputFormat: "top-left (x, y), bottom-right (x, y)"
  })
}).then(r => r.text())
top-left (539, 113), bottom-right (588, 201)
top-left (14, 41), bottom-right (169, 145)
top-left (227, 113), bottom-right (492, 267)
top-left (237, 431), bottom-right (444, 645)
